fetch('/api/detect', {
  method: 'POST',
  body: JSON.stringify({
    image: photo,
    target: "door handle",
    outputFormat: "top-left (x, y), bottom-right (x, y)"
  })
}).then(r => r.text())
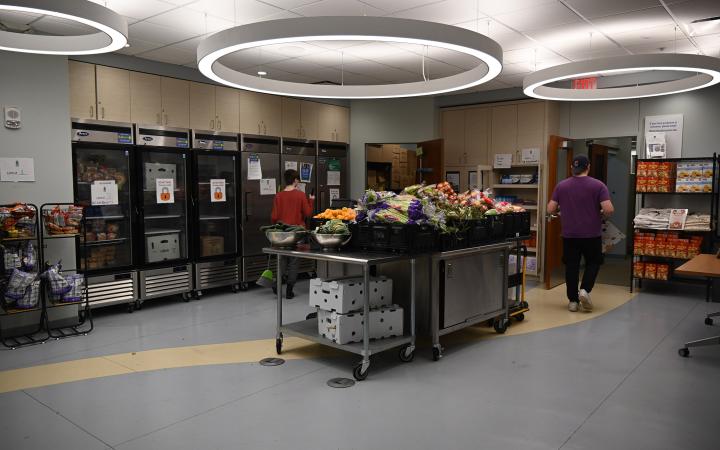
top-left (258, 123), bottom-right (261, 134)
top-left (263, 123), bottom-right (267, 134)
top-left (157, 113), bottom-right (161, 124)
top-left (447, 263), bottom-right (454, 279)
top-left (211, 119), bottom-right (215, 130)
top-left (218, 119), bottom-right (221, 130)
top-left (546, 213), bottom-right (559, 222)
top-left (101, 106), bottom-right (105, 119)
top-left (244, 192), bottom-right (251, 220)
top-left (164, 114), bottom-right (168, 125)
top-left (90, 105), bottom-right (94, 118)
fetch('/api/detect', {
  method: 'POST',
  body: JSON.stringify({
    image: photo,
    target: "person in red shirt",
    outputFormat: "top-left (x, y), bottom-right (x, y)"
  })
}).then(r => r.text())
top-left (271, 169), bottom-right (315, 298)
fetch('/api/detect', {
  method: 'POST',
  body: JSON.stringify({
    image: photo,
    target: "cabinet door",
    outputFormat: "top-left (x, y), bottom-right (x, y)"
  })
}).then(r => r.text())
top-left (464, 107), bottom-right (489, 166)
top-left (517, 102), bottom-right (545, 135)
top-left (490, 104), bottom-right (517, 159)
top-left (281, 97), bottom-right (302, 138)
top-left (442, 109), bottom-right (465, 166)
top-left (239, 90), bottom-right (262, 134)
top-left (189, 82), bottom-right (216, 130)
top-left (260, 93), bottom-right (282, 136)
top-left (300, 100), bottom-right (318, 140)
top-left (316, 102), bottom-right (335, 141)
top-left (161, 77), bottom-right (190, 128)
top-left (96, 66), bottom-right (130, 122)
top-left (335, 105), bottom-right (349, 143)
top-left (130, 72), bottom-right (162, 126)
top-left (68, 61), bottom-right (97, 120)
top-left (215, 86), bottom-right (239, 133)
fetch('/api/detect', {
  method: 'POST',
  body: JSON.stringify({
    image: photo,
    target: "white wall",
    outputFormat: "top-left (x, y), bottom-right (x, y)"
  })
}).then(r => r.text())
top-left (349, 97), bottom-right (437, 198)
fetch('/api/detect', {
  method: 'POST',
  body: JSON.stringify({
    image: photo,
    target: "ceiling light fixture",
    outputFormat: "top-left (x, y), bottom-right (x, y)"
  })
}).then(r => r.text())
top-left (197, 17), bottom-right (503, 99)
top-left (0, 0), bottom-right (127, 55)
top-left (523, 54), bottom-right (720, 101)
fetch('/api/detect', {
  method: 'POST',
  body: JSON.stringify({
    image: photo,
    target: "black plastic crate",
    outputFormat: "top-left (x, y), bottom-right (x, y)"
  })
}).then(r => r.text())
top-left (387, 223), bottom-right (437, 253)
top-left (503, 211), bottom-right (531, 238)
top-left (438, 229), bottom-right (470, 251)
top-left (487, 215), bottom-right (505, 239)
top-left (467, 218), bottom-right (490, 246)
top-left (349, 222), bottom-right (373, 249)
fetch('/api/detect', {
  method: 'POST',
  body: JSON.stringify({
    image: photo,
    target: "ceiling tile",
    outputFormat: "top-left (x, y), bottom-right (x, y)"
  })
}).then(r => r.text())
top-left (342, 42), bottom-right (408, 58)
top-left (475, 0), bottom-right (557, 17)
top-left (254, 10), bottom-right (304, 21)
top-left (564, 0), bottom-right (661, 19)
top-left (527, 22), bottom-right (619, 54)
top-left (362, 0), bottom-right (440, 14)
top-left (666, 0), bottom-right (720, 24)
top-left (102, 0), bottom-right (178, 21)
top-left (497, 72), bottom-right (529, 87)
top-left (625, 37), bottom-right (696, 54)
top-left (261, 0), bottom-right (324, 10)
top-left (694, 32), bottom-right (720, 49)
top-left (145, 8), bottom-right (235, 35)
top-left (220, 49), bottom-right (292, 70)
top-left (493, 2), bottom-right (581, 32)
top-left (340, 71), bottom-right (388, 85)
top-left (591, 7), bottom-right (675, 36)
top-left (425, 47), bottom-right (480, 70)
top-left (265, 57), bottom-right (326, 74)
top-left (0, 10), bottom-right (41, 29)
top-left (294, 66), bottom-right (344, 83)
top-left (137, 46), bottom-right (197, 65)
top-left (611, 24), bottom-right (688, 47)
top-left (117, 39), bottom-right (164, 56)
top-left (452, 19), bottom-right (533, 51)
top-left (128, 20), bottom-right (199, 44)
top-left (424, 59), bottom-right (465, 78)
top-left (312, 40), bottom-right (367, 50)
top-left (188, 0), bottom-right (284, 23)
top-left (502, 62), bottom-right (535, 75)
top-left (30, 16), bottom-right (95, 35)
top-left (261, 41), bottom-right (327, 57)
top-left (503, 47), bottom-right (567, 64)
top-left (562, 45), bottom-right (630, 61)
top-left (299, 50), bottom-right (363, 67)
top-left (293, 0), bottom-right (385, 17)
top-left (391, 0), bottom-right (487, 25)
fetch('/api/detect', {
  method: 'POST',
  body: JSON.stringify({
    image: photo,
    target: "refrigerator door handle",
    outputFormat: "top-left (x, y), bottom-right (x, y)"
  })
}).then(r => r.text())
top-left (244, 192), bottom-right (251, 221)
top-left (320, 190), bottom-right (325, 210)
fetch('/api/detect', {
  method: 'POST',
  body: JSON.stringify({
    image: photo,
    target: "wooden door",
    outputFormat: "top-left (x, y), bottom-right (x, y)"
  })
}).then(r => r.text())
top-left (300, 100), bottom-right (318, 140)
top-left (189, 82), bottom-right (216, 131)
top-left (161, 77), bottom-right (189, 128)
top-left (130, 72), bottom-right (162, 126)
top-left (96, 66), bottom-right (130, 122)
top-left (490, 104), bottom-right (518, 160)
top-left (418, 139), bottom-right (444, 185)
top-left (589, 144), bottom-right (609, 184)
top-left (68, 61), bottom-right (97, 120)
top-left (317, 103), bottom-right (335, 141)
top-left (215, 86), bottom-right (239, 133)
top-left (464, 107), bottom-right (489, 166)
top-left (544, 135), bottom-right (573, 290)
top-left (442, 109), bottom-right (465, 166)
top-left (281, 97), bottom-right (302, 138)
top-left (335, 105), bottom-right (349, 143)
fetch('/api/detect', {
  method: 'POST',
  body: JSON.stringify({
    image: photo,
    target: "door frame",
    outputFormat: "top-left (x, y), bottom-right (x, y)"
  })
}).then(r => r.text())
top-left (544, 135), bottom-right (573, 290)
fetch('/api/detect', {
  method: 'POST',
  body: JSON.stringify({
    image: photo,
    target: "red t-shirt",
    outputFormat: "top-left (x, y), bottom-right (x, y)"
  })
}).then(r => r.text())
top-left (271, 189), bottom-right (313, 226)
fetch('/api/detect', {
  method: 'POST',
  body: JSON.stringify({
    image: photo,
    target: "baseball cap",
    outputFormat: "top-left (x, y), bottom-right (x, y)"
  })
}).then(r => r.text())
top-left (572, 155), bottom-right (589, 173)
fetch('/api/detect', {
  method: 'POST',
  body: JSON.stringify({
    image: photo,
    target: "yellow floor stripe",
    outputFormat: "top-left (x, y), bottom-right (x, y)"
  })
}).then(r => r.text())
top-left (0, 283), bottom-right (635, 394)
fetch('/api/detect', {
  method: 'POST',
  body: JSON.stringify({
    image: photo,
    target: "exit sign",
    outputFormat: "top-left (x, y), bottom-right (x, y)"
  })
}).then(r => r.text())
top-left (572, 77), bottom-right (597, 89)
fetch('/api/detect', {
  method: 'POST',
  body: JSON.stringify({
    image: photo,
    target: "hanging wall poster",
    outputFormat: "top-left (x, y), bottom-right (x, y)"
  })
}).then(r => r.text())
top-left (90, 180), bottom-right (119, 206)
top-left (644, 114), bottom-right (683, 158)
top-left (300, 162), bottom-right (313, 182)
top-left (210, 179), bottom-right (226, 202)
top-left (0, 157), bottom-right (34, 182)
top-left (260, 178), bottom-right (277, 196)
top-left (156, 178), bottom-right (175, 204)
top-left (247, 154), bottom-right (262, 180)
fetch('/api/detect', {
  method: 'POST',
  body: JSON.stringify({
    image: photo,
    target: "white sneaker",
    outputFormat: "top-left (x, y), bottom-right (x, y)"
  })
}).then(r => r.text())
top-left (579, 289), bottom-right (593, 312)
top-left (568, 302), bottom-right (579, 312)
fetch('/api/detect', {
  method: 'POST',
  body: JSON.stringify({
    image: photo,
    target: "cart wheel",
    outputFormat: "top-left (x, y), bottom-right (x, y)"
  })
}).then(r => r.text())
top-left (353, 363), bottom-right (369, 381)
top-left (182, 292), bottom-right (190, 302)
top-left (135, 300), bottom-right (142, 310)
top-left (678, 348), bottom-right (690, 357)
top-left (520, 301), bottom-right (529, 309)
top-left (398, 344), bottom-right (415, 363)
top-left (705, 317), bottom-right (714, 326)
top-left (275, 337), bottom-right (283, 355)
top-left (195, 290), bottom-right (203, 299)
top-left (432, 347), bottom-right (442, 361)
top-left (127, 303), bottom-right (134, 314)
top-left (493, 318), bottom-right (509, 334)
top-left (231, 284), bottom-right (240, 293)
top-left (515, 313), bottom-right (525, 322)
top-left (239, 282), bottom-right (248, 291)
top-left (305, 311), bottom-right (318, 320)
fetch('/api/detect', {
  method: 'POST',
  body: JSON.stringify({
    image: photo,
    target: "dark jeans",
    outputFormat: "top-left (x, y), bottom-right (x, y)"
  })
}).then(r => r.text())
top-left (283, 256), bottom-right (299, 287)
top-left (563, 237), bottom-right (603, 302)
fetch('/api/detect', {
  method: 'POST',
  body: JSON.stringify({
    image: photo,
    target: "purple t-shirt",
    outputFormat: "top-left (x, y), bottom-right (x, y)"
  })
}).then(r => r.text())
top-left (551, 176), bottom-right (610, 238)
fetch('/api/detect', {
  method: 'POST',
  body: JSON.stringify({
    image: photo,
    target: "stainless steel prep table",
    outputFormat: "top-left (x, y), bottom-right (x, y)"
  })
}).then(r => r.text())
top-left (263, 248), bottom-right (417, 381)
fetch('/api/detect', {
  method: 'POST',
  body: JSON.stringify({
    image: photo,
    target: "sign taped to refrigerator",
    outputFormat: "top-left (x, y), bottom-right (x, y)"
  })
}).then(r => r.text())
top-left (156, 178), bottom-right (175, 203)
top-left (300, 162), bottom-right (313, 182)
top-left (284, 161), bottom-right (298, 172)
top-left (260, 178), bottom-right (276, 196)
top-left (247, 154), bottom-right (262, 180)
top-left (329, 188), bottom-right (340, 201)
top-left (210, 179), bottom-right (226, 202)
top-left (91, 180), bottom-right (118, 206)
top-left (327, 171), bottom-right (341, 186)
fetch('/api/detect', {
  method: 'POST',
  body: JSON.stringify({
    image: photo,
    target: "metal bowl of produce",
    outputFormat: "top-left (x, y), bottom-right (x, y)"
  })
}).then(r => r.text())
top-left (265, 231), bottom-right (306, 248)
top-left (311, 232), bottom-right (352, 251)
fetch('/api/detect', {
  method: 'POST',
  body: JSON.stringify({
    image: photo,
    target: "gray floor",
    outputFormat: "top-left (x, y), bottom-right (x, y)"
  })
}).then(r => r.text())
top-left (1, 282), bottom-right (719, 450)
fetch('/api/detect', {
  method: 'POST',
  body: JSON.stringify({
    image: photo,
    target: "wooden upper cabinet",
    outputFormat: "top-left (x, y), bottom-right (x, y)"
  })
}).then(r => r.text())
top-left (239, 90), bottom-right (281, 136)
top-left (517, 102), bottom-right (545, 135)
top-left (160, 77), bottom-right (189, 128)
top-left (300, 100), bottom-right (318, 140)
top-left (317, 104), bottom-right (350, 142)
top-left (130, 72), bottom-right (162, 126)
top-left (335, 105), bottom-right (349, 143)
top-left (189, 82), bottom-right (216, 131)
top-left (490, 104), bottom-right (518, 157)
top-left (96, 66), bottom-right (130, 122)
top-left (68, 61), bottom-right (97, 120)
top-left (442, 109), bottom-right (465, 166)
top-left (215, 86), bottom-right (239, 133)
top-left (281, 97), bottom-right (302, 138)
top-left (464, 107), bottom-right (489, 166)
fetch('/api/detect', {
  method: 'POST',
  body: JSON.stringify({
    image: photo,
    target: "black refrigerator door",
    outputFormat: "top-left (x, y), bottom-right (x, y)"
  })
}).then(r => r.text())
top-left (241, 152), bottom-right (280, 257)
top-left (138, 148), bottom-right (190, 266)
top-left (73, 144), bottom-right (134, 272)
top-left (317, 155), bottom-right (348, 211)
top-left (193, 151), bottom-right (238, 260)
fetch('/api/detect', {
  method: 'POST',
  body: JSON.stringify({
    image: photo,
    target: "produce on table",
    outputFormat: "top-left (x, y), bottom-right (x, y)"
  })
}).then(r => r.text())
top-left (315, 219), bottom-right (350, 235)
top-left (43, 205), bottom-right (83, 235)
top-left (314, 208), bottom-right (356, 221)
top-left (260, 222), bottom-right (306, 233)
top-left (0, 203), bottom-right (37, 238)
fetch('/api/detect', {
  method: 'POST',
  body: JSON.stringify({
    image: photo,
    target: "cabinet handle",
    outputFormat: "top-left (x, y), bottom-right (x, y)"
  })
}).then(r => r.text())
top-left (101, 107), bottom-right (105, 119)
top-left (263, 123), bottom-right (267, 135)
top-left (89, 105), bottom-right (94, 118)
top-left (211, 119), bottom-right (215, 130)
top-left (164, 114), bottom-right (168, 125)
top-left (157, 113), bottom-right (161, 125)
top-left (218, 120), bottom-right (221, 130)
top-left (258, 123), bottom-right (261, 134)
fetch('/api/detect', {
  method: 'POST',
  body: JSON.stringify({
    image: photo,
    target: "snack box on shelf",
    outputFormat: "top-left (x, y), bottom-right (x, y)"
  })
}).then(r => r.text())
top-left (309, 276), bottom-right (392, 314)
top-left (317, 305), bottom-right (404, 345)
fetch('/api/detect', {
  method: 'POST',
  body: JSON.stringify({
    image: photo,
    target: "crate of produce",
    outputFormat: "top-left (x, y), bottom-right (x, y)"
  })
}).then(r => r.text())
top-left (504, 211), bottom-right (531, 238)
top-left (317, 304), bottom-right (404, 344)
top-left (466, 218), bottom-right (490, 246)
top-left (381, 223), bottom-right (437, 253)
top-left (349, 222), bottom-right (373, 250)
top-left (309, 276), bottom-right (392, 313)
top-left (438, 229), bottom-right (469, 251)
top-left (487, 215), bottom-right (505, 240)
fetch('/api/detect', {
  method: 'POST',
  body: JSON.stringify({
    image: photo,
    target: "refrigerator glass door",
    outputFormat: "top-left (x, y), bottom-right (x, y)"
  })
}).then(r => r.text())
top-left (140, 149), bottom-right (188, 264)
top-left (74, 146), bottom-right (133, 271)
top-left (318, 155), bottom-right (348, 210)
top-left (195, 152), bottom-right (238, 258)
top-left (242, 152), bottom-right (280, 257)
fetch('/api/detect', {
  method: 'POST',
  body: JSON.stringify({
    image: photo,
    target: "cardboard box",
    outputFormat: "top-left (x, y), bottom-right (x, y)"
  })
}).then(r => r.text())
top-left (146, 233), bottom-right (181, 262)
top-left (367, 146), bottom-right (382, 162)
top-left (309, 276), bottom-right (393, 313)
top-left (200, 235), bottom-right (224, 256)
top-left (317, 305), bottom-right (404, 344)
top-left (144, 162), bottom-right (177, 190)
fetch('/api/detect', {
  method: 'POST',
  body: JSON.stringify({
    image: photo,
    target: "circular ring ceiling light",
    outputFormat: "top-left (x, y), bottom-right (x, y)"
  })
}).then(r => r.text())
top-left (523, 54), bottom-right (720, 101)
top-left (0, 0), bottom-right (128, 55)
top-left (197, 17), bottom-right (503, 99)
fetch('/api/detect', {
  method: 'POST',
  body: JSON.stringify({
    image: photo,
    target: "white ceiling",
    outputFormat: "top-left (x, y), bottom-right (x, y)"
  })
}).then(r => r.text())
top-left (1, 0), bottom-right (719, 93)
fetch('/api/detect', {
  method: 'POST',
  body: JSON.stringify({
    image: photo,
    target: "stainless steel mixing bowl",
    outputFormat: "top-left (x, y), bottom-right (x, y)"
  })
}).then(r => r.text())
top-left (311, 232), bottom-right (352, 251)
top-left (265, 231), bottom-right (306, 248)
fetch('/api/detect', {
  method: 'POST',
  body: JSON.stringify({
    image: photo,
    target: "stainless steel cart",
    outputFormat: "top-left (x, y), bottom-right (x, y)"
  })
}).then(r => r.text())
top-left (263, 248), bottom-right (416, 381)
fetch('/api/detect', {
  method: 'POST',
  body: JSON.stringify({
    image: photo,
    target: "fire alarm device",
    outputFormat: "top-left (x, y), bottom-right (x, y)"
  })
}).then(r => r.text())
top-left (4, 106), bottom-right (21, 129)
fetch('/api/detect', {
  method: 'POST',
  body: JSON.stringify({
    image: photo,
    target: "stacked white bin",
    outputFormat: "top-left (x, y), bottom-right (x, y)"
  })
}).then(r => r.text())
top-left (309, 276), bottom-right (403, 344)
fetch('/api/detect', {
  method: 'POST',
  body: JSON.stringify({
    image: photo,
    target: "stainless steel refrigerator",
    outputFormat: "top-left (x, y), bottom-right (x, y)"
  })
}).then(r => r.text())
top-left (317, 141), bottom-right (349, 211)
top-left (134, 125), bottom-right (193, 302)
top-left (190, 130), bottom-right (241, 297)
top-left (240, 134), bottom-right (280, 285)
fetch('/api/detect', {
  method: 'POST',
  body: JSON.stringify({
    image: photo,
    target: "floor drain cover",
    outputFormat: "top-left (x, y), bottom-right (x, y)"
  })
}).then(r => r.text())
top-left (327, 377), bottom-right (355, 388)
top-left (259, 357), bottom-right (285, 366)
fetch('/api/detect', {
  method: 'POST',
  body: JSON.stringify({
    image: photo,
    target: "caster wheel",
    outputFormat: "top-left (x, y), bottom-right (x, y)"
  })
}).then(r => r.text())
top-left (493, 318), bottom-right (509, 334)
top-left (127, 304), bottom-right (134, 314)
top-left (705, 317), bottom-right (714, 326)
top-left (135, 301), bottom-right (142, 310)
top-left (195, 290), bottom-right (203, 299)
top-left (275, 337), bottom-right (283, 355)
top-left (239, 283), bottom-right (248, 291)
top-left (678, 348), bottom-right (690, 357)
top-left (515, 313), bottom-right (525, 322)
top-left (432, 347), bottom-right (442, 361)
top-left (353, 364), bottom-right (369, 381)
top-left (182, 292), bottom-right (190, 302)
top-left (231, 285), bottom-right (239, 293)
top-left (398, 344), bottom-right (414, 362)
top-left (305, 311), bottom-right (318, 320)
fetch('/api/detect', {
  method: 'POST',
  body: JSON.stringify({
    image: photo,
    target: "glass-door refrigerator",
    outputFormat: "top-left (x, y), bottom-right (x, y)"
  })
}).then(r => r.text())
top-left (135, 125), bottom-right (193, 303)
top-left (71, 119), bottom-right (138, 311)
top-left (240, 134), bottom-right (280, 286)
top-left (190, 130), bottom-right (241, 296)
top-left (317, 142), bottom-right (349, 211)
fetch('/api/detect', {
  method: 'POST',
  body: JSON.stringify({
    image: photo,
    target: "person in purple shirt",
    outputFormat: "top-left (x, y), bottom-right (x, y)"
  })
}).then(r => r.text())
top-left (547, 155), bottom-right (615, 312)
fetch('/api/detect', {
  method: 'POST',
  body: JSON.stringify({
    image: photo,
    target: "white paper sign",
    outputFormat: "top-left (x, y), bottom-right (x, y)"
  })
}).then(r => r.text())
top-left (300, 162), bottom-right (313, 182)
top-left (247, 154), bottom-right (262, 180)
top-left (156, 178), bottom-right (175, 203)
top-left (0, 157), bottom-right (34, 182)
top-left (329, 188), bottom-right (340, 201)
top-left (521, 148), bottom-right (539, 163)
top-left (91, 180), bottom-right (118, 206)
top-left (210, 179), bottom-right (226, 203)
top-left (644, 114), bottom-right (683, 158)
top-left (327, 170), bottom-right (341, 186)
top-left (669, 209), bottom-right (689, 230)
top-left (260, 178), bottom-right (276, 196)
top-left (645, 132), bottom-right (667, 159)
top-left (284, 161), bottom-right (298, 171)
top-left (296, 183), bottom-right (306, 193)
top-left (494, 153), bottom-right (512, 168)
